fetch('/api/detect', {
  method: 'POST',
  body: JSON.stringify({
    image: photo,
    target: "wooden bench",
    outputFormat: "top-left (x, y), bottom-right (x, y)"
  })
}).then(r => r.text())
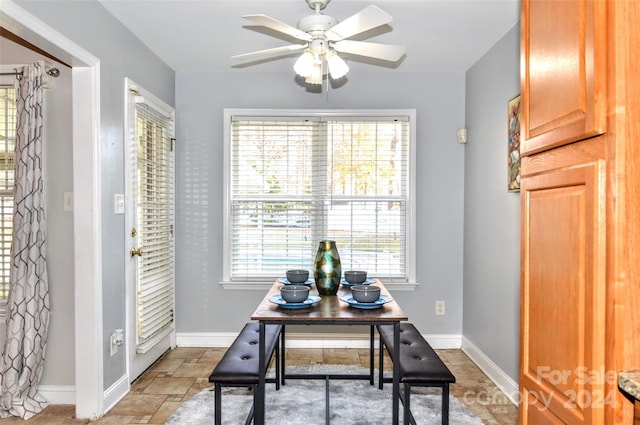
top-left (208, 322), bottom-right (282, 425)
top-left (378, 322), bottom-right (456, 425)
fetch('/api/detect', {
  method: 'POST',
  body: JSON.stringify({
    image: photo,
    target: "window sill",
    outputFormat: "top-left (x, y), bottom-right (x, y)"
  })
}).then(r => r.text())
top-left (219, 280), bottom-right (419, 291)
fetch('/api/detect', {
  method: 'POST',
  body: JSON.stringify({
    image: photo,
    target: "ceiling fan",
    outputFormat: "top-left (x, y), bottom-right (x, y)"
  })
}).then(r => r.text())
top-left (232, 0), bottom-right (406, 85)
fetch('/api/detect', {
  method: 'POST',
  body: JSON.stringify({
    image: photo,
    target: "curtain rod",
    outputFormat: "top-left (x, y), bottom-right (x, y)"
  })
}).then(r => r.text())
top-left (0, 68), bottom-right (60, 78)
top-left (1, 27), bottom-right (71, 68)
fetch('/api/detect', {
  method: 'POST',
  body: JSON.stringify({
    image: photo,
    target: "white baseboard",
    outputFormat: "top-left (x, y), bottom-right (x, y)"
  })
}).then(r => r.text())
top-left (103, 374), bottom-right (129, 414)
top-left (177, 331), bottom-right (462, 349)
top-left (177, 332), bottom-right (243, 347)
top-left (461, 336), bottom-right (519, 405)
top-left (424, 334), bottom-right (462, 349)
top-left (39, 334), bottom-right (511, 411)
top-left (39, 385), bottom-right (75, 405)
top-left (38, 374), bottom-right (129, 411)
top-left (177, 331), bottom-right (376, 348)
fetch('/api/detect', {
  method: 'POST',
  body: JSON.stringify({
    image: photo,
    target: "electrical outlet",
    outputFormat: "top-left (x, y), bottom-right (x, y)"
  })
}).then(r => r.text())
top-left (110, 329), bottom-right (125, 356)
top-left (110, 333), bottom-right (118, 356)
top-left (435, 301), bottom-right (445, 316)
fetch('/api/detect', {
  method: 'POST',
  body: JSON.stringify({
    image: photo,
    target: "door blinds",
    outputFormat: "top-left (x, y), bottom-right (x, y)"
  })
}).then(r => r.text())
top-left (229, 114), bottom-right (409, 281)
top-left (134, 99), bottom-right (175, 350)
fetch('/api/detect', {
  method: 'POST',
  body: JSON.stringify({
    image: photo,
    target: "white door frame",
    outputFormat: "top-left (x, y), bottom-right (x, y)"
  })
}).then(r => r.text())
top-left (0, 1), bottom-right (103, 419)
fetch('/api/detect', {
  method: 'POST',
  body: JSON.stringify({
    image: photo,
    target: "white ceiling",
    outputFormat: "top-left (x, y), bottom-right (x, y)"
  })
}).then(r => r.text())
top-left (99, 0), bottom-right (519, 74)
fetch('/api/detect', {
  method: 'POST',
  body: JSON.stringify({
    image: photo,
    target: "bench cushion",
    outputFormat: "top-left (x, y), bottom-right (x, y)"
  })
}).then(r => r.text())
top-left (378, 323), bottom-right (455, 385)
top-left (209, 322), bottom-right (281, 385)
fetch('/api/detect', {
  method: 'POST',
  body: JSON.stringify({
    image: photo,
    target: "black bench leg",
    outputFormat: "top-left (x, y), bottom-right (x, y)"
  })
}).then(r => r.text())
top-left (247, 388), bottom-right (255, 425)
top-left (255, 321), bottom-right (266, 425)
top-left (404, 383), bottom-right (412, 425)
top-left (442, 383), bottom-right (450, 425)
top-left (378, 331), bottom-right (384, 390)
top-left (369, 325), bottom-right (374, 385)
top-left (281, 325), bottom-right (286, 386)
top-left (392, 321), bottom-right (400, 425)
top-left (275, 332), bottom-right (281, 390)
top-left (215, 383), bottom-right (222, 425)
top-left (325, 375), bottom-right (330, 425)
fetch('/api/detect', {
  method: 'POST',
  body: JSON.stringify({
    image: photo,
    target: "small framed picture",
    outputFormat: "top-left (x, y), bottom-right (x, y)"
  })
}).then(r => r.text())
top-left (507, 95), bottom-right (521, 192)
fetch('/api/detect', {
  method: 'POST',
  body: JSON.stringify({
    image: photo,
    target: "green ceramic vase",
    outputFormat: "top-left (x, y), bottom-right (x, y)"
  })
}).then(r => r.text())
top-left (313, 240), bottom-right (341, 295)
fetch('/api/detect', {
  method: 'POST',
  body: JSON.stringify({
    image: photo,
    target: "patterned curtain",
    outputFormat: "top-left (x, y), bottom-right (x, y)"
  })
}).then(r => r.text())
top-left (0, 62), bottom-right (50, 420)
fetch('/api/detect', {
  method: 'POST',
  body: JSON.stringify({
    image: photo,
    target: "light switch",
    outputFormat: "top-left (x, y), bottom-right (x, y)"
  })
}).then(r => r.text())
top-left (63, 192), bottom-right (73, 212)
top-left (114, 194), bottom-right (125, 214)
top-left (457, 128), bottom-right (467, 144)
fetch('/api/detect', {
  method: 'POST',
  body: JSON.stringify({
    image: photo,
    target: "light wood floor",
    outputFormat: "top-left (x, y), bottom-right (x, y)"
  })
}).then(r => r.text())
top-left (3, 347), bottom-right (519, 424)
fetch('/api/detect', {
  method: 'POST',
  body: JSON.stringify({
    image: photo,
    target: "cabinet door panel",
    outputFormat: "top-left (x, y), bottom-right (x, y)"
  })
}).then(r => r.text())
top-left (520, 162), bottom-right (606, 425)
top-left (521, 0), bottom-right (606, 155)
top-left (522, 391), bottom-right (567, 425)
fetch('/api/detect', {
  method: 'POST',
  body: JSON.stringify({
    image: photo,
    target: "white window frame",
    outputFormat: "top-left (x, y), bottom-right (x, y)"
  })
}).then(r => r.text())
top-left (221, 109), bottom-right (417, 290)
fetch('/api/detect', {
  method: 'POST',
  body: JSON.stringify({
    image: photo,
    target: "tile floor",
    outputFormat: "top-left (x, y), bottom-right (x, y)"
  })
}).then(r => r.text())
top-left (3, 346), bottom-right (519, 424)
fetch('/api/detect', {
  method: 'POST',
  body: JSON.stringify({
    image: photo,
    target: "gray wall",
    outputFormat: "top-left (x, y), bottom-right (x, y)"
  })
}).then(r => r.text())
top-left (14, 0), bottom-right (175, 390)
top-left (175, 71), bottom-right (466, 336)
top-left (0, 37), bottom-right (75, 387)
top-left (463, 24), bottom-right (520, 381)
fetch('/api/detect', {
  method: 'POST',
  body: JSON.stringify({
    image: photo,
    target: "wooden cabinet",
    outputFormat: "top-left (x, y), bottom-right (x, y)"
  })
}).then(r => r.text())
top-left (520, 141), bottom-right (607, 425)
top-left (520, 0), bottom-right (606, 155)
top-left (520, 0), bottom-right (640, 424)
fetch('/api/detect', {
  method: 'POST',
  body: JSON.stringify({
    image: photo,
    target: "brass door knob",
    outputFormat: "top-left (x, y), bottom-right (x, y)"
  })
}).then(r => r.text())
top-left (130, 247), bottom-right (144, 257)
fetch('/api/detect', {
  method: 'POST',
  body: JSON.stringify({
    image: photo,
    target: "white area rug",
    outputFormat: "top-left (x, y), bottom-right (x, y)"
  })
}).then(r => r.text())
top-left (166, 365), bottom-right (482, 425)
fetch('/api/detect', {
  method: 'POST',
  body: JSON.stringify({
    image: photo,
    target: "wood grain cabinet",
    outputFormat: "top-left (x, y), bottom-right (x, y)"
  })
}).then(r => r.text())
top-left (519, 0), bottom-right (640, 424)
top-left (520, 0), bottom-right (606, 156)
top-left (520, 143), bottom-right (607, 425)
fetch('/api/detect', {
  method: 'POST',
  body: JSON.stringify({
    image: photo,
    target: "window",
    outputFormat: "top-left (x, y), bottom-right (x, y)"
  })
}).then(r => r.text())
top-left (223, 109), bottom-right (416, 286)
top-left (0, 84), bottom-right (15, 309)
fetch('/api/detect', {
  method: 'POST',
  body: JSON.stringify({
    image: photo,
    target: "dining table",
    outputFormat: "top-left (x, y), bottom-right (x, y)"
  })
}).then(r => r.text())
top-left (251, 278), bottom-right (408, 424)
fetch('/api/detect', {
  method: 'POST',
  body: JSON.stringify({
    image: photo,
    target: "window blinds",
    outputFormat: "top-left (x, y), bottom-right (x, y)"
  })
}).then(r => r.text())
top-left (229, 114), bottom-right (409, 281)
top-left (134, 100), bottom-right (175, 349)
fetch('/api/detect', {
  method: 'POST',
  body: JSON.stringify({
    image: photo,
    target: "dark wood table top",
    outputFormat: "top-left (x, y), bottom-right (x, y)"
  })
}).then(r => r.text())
top-left (251, 279), bottom-right (408, 323)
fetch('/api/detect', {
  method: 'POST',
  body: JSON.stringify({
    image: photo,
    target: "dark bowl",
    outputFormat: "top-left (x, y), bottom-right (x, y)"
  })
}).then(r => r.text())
top-left (286, 269), bottom-right (309, 283)
top-left (280, 285), bottom-right (310, 303)
top-left (344, 270), bottom-right (367, 284)
top-left (351, 285), bottom-right (380, 303)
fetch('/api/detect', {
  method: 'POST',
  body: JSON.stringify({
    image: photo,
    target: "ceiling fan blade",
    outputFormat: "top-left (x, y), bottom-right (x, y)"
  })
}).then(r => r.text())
top-left (242, 14), bottom-right (312, 42)
top-left (333, 40), bottom-right (406, 62)
top-left (325, 6), bottom-right (393, 41)
top-left (232, 44), bottom-right (307, 61)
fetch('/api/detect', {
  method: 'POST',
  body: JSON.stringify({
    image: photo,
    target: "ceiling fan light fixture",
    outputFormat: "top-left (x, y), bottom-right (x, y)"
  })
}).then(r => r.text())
top-left (327, 50), bottom-right (349, 79)
top-left (294, 50), bottom-right (315, 77)
top-left (305, 62), bottom-right (324, 85)
top-left (235, 2), bottom-right (405, 89)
